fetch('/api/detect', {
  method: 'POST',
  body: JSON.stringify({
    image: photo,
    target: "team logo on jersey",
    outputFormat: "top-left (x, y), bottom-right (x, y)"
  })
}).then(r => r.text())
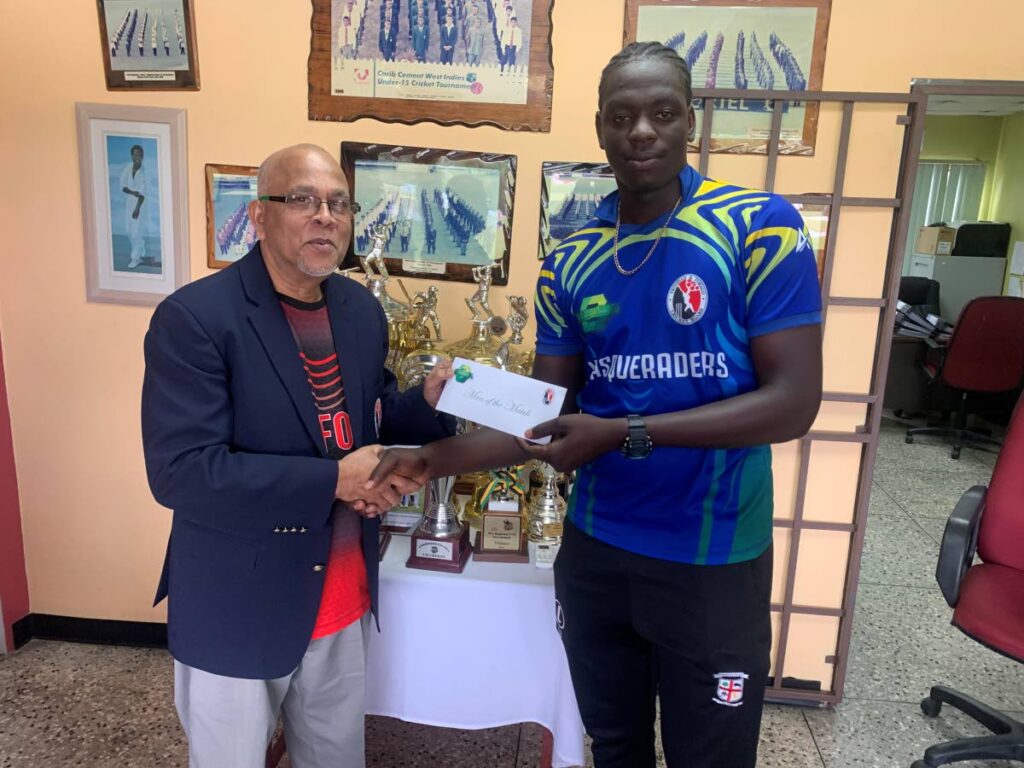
top-left (579, 294), bottom-right (619, 333)
top-left (555, 599), bottom-right (565, 633)
top-left (666, 274), bottom-right (708, 325)
top-left (712, 672), bottom-right (748, 707)
top-left (797, 228), bottom-right (811, 253)
top-left (374, 398), bottom-right (382, 438)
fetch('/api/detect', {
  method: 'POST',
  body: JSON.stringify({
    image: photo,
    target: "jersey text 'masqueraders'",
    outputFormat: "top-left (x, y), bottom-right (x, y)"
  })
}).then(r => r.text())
top-left (535, 165), bottom-right (822, 565)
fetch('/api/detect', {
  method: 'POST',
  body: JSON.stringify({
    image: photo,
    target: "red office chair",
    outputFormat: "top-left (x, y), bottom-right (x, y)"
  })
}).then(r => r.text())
top-left (906, 296), bottom-right (1024, 459)
top-left (912, 395), bottom-right (1024, 767)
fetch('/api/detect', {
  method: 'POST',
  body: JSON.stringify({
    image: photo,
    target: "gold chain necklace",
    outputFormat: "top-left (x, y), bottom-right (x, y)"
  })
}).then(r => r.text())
top-left (612, 195), bottom-right (683, 276)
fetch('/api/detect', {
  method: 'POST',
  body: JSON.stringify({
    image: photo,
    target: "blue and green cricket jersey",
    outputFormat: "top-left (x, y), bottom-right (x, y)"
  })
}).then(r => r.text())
top-left (534, 165), bottom-right (822, 565)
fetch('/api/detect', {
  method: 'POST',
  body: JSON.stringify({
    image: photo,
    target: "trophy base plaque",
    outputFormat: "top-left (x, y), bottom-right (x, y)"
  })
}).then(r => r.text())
top-left (473, 505), bottom-right (529, 563)
top-left (473, 530), bottom-right (528, 563)
top-left (406, 527), bottom-right (473, 573)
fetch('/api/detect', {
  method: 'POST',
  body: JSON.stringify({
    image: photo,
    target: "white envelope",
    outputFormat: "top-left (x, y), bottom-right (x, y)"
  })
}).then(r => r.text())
top-left (435, 357), bottom-right (567, 443)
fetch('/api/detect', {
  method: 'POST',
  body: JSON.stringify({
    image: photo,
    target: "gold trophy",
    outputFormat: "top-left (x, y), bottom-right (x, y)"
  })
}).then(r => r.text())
top-left (443, 261), bottom-right (507, 494)
top-left (466, 466), bottom-right (528, 561)
top-left (406, 475), bottom-right (472, 573)
top-left (444, 262), bottom-right (507, 367)
top-left (352, 221), bottom-right (416, 371)
top-left (398, 285), bottom-right (445, 389)
top-left (463, 465), bottom-right (527, 528)
top-left (495, 295), bottom-right (531, 376)
top-left (527, 462), bottom-right (567, 545)
top-left (444, 270), bottom-right (538, 496)
top-left (472, 476), bottom-right (529, 564)
top-left (359, 222), bottom-right (408, 317)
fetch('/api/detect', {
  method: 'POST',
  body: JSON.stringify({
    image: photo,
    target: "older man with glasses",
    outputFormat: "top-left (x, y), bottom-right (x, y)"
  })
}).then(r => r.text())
top-left (141, 143), bottom-right (453, 768)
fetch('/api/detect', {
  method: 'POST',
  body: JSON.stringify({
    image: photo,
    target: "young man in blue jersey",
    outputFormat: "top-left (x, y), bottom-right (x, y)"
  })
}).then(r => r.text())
top-left (370, 42), bottom-right (823, 767)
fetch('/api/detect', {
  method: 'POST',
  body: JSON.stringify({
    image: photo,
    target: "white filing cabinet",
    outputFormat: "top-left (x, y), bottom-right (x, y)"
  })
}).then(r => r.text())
top-left (906, 253), bottom-right (1007, 320)
top-left (908, 253), bottom-right (937, 278)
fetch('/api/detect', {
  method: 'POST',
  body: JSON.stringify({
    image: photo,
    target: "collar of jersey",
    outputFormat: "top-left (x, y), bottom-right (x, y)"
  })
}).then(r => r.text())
top-left (593, 164), bottom-right (701, 227)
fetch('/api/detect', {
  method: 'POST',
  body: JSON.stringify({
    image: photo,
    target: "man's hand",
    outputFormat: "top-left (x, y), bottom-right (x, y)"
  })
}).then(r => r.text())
top-left (367, 445), bottom-right (432, 490)
top-left (517, 414), bottom-right (625, 474)
top-left (337, 445), bottom-right (423, 517)
top-left (422, 357), bottom-right (453, 409)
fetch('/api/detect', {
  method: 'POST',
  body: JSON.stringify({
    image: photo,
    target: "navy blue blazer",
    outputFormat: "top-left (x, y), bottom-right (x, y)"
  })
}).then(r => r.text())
top-left (142, 245), bottom-right (452, 679)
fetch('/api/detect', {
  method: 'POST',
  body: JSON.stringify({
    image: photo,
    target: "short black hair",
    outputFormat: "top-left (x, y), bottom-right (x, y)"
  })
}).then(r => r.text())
top-left (130, 144), bottom-right (144, 157)
top-left (598, 41), bottom-right (693, 110)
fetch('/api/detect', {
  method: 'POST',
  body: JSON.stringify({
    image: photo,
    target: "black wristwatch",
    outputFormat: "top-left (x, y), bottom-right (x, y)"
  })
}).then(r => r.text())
top-left (620, 414), bottom-right (653, 459)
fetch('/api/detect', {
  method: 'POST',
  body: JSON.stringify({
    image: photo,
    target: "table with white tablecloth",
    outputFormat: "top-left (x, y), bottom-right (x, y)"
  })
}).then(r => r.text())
top-left (364, 534), bottom-right (586, 768)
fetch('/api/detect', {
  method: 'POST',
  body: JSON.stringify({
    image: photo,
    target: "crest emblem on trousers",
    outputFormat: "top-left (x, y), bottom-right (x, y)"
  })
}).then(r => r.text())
top-left (713, 672), bottom-right (748, 707)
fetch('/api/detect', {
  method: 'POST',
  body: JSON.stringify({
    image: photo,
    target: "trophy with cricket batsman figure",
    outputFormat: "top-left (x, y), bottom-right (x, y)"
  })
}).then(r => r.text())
top-left (406, 475), bottom-right (473, 573)
top-left (444, 261), bottom-right (507, 367)
top-left (494, 294), bottom-right (531, 375)
top-left (344, 218), bottom-right (435, 375)
top-left (398, 285), bottom-right (446, 389)
top-left (360, 221), bottom-right (408, 318)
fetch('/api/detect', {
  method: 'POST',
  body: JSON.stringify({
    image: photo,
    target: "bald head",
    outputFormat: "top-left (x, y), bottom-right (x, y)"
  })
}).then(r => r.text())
top-left (256, 144), bottom-right (339, 197)
top-left (249, 143), bottom-right (352, 299)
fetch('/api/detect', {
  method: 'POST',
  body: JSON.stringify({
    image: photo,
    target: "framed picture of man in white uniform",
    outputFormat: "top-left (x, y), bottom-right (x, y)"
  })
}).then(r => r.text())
top-left (76, 103), bottom-right (190, 306)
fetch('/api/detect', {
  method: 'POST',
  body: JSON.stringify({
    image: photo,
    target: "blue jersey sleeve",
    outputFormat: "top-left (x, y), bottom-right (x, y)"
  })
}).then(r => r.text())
top-left (743, 196), bottom-right (823, 338)
top-left (534, 248), bottom-right (583, 356)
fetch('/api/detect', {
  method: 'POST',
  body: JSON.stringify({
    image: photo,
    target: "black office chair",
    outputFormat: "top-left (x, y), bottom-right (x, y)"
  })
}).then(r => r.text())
top-left (899, 276), bottom-right (941, 318)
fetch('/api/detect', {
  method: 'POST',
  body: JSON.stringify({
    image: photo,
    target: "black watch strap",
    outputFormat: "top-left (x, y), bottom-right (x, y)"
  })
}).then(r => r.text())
top-left (621, 414), bottom-right (653, 459)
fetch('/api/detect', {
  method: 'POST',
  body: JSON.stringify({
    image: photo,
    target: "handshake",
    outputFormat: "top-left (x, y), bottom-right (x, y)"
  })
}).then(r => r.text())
top-left (332, 357), bottom-right (451, 517)
top-left (334, 444), bottom-right (430, 518)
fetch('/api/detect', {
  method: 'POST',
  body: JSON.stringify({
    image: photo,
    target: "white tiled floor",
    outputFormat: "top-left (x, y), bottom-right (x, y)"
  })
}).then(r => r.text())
top-left (1, 416), bottom-right (1021, 767)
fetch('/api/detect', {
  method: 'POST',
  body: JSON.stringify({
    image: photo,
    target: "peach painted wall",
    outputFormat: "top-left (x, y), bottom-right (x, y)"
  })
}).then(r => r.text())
top-left (2, 1), bottom-right (1023, 692)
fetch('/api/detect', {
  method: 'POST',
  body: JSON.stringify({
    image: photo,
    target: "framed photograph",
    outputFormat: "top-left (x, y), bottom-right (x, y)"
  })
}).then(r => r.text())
top-left (537, 163), bottom-right (830, 280)
top-left (340, 141), bottom-right (517, 285)
top-left (95, 0), bottom-right (200, 90)
top-left (624, 0), bottom-right (831, 155)
top-left (309, 0), bottom-right (554, 131)
top-left (538, 161), bottom-right (618, 261)
top-left (205, 164), bottom-right (259, 269)
top-left (791, 201), bottom-right (829, 283)
top-left (76, 103), bottom-right (189, 306)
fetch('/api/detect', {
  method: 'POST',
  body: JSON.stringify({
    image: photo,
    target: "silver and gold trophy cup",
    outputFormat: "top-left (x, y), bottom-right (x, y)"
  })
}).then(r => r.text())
top-left (406, 475), bottom-right (472, 573)
top-left (527, 462), bottom-right (567, 544)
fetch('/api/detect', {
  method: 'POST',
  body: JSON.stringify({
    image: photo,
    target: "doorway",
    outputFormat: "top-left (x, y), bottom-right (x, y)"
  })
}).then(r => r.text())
top-left (904, 80), bottom-right (1024, 319)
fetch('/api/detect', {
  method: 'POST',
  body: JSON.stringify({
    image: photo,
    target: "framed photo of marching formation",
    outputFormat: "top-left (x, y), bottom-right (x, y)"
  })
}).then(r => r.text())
top-left (309, 0), bottom-right (554, 130)
top-left (340, 141), bottom-right (517, 285)
top-left (95, 0), bottom-right (200, 90)
top-left (76, 103), bottom-right (190, 306)
top-left (205, 164), bottom-right (259, 269)
top-left (538, 161), bottom-right (617, 261)
top-left (536, 163), bottom-right (831, 282)
top-left (623, 0), bottom-right (831, 154)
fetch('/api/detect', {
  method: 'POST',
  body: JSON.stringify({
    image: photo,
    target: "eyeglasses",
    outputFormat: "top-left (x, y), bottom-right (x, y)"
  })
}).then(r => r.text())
top-left (258, 194), bottom-right (362, 217)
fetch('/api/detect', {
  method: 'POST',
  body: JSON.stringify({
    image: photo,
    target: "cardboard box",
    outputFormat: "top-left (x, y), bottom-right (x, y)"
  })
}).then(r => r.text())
top-left (916, 226), bottom-right (956, 255)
